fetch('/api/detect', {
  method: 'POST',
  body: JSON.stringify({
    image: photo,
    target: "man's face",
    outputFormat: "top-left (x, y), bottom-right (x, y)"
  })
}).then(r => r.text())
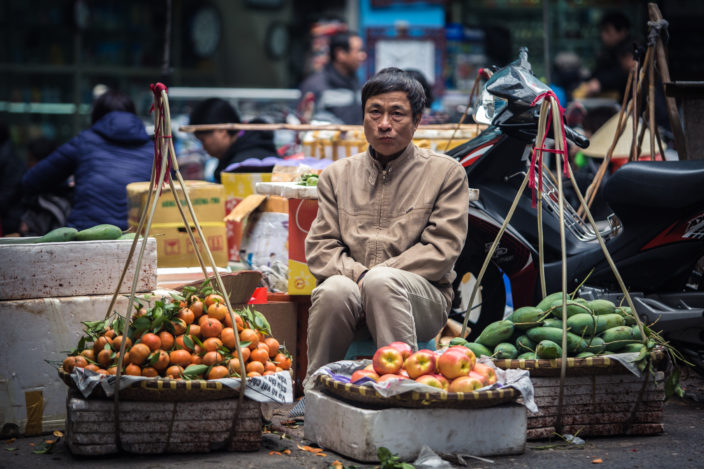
top-left (195, 129), bottom-right (232, 159)
top-left (337, 36), bottom-right (367, 75)
top-left (601, 24), bottom-right (626, 48)
top-left (363, 91), bottom-right (420, 159)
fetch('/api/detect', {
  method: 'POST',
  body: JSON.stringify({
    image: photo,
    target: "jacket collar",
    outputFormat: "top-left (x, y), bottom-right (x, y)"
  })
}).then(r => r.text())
top-left (365, 143), bottom-right (416, 184)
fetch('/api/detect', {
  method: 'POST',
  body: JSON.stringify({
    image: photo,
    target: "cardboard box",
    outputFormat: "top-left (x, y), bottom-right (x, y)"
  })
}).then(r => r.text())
top-left (0, 238), bottom-right (157, 300)
top-left (287, 198), bottom-right (318, 295)
top-left (126, 181), bottom-right (226, 227)
top-left (221, 173), bottom-right (273, 261)
top-left (138, 222), bottom-right (228, 268)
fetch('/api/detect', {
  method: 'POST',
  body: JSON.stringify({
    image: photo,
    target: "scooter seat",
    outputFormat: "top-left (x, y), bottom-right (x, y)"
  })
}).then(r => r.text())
top-left (604, 160), bottom-right (704, 209)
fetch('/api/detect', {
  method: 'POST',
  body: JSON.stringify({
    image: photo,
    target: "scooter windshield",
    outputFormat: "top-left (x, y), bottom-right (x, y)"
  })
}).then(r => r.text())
top-left (485, 53), bottom-right (550, 110)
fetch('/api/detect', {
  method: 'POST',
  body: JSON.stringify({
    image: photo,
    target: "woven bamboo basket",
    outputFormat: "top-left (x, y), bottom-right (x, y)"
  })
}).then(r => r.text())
top-left (315, 374), bottom-right (519, 410)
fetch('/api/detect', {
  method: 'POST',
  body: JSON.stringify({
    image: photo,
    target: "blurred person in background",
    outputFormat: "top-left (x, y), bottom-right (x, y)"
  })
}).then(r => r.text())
top-left (299, 31), bottom-right (367, 124)
top-left (405, 68), bottom-right (449, 125)
top-left (21, 89), bottom-right (153, 231)
top-left (574, 11), bottom-right (633, 101)
top-left (189, 98), bottom-right (277, 183)
top-left (18, 137), bottom-right (73, 236)
top-left (0, 121), bottom-right (24, 236)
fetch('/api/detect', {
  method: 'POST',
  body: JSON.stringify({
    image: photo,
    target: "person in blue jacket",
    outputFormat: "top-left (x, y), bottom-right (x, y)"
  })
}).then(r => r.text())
top-left (21, 90), bottom-right (153, 231)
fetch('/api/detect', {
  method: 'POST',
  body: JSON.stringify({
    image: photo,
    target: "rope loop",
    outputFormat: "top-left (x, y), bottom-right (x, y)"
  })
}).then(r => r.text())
top-left (647, 18), bottom-right (669, 47)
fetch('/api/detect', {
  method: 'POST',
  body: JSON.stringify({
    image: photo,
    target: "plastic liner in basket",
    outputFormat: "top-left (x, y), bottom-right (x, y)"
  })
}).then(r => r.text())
top-left (309, 357), bottom-right (538, 412)
top-left (61, 367), bottom-right (294, 404)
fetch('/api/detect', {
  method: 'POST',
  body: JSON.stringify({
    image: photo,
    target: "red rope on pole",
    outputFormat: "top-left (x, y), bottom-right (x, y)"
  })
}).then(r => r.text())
top-left (528, 90), bottom-right (570, 207)
top-left (150, 82), bottom-right (172, 186)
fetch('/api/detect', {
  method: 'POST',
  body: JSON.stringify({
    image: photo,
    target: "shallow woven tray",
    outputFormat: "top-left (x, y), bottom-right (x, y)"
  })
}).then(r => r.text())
top-left (59, 367), bottom-right (240, 401)
top-left (315, 374), bottom-right (519, 409)
top-left (492, 349), bottom-right (665, 377)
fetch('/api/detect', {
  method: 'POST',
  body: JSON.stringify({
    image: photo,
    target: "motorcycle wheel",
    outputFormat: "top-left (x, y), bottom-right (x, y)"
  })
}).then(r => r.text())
top-left (451, 252), bottom-right (507, 342)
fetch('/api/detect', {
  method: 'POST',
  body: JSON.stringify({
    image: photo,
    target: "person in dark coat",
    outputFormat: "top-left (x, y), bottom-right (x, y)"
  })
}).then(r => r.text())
top-left (0, 121), bottom-right (24, 236)
top-left (21, 90), bottom-right (153, 231)
top-left (188, 98), bottom-right (278, 183)
top-left (298, 31), bottom-right (367, 124)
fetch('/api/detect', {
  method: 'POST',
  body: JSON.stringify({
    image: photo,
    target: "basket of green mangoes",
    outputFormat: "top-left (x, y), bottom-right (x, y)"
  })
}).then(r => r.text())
top-left (451, 292), bottom-right (665, 376)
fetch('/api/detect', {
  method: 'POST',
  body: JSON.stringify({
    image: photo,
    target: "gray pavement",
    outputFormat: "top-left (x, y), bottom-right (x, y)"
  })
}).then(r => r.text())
top-left (2, 373), bottom-right (704, 469)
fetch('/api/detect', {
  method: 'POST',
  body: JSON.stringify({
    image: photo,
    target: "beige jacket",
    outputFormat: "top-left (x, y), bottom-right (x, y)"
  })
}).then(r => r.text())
top-left (305, 143), bottom-right (470, 311)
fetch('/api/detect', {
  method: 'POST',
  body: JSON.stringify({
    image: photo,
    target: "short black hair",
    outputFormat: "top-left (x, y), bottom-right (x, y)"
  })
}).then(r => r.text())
top-left (599, 11), bottom-right (631, 32)
top-left (91, 90), bottom-right (136, 124)
top-left (361, 67), bottom-right (426, 121)
top-left (189, 98), bottom-right (241, 136)
top-left (328, 31), bottom-right (359, 63)
top-left (405, 69), bottom-right (433, 108)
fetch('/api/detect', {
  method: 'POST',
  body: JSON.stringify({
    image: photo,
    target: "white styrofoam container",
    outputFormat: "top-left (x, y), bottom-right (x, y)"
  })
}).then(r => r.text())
top-left (0, 294), bottom-right (135, 434)
top-left (0, 238), bottom-right (157, 300)
top-left (304, 389), bottom-right (526, 462)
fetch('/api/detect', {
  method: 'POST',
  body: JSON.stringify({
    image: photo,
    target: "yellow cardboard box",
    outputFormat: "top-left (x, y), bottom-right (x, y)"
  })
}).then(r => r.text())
top-left (128, 221), bottom-right (228, 268)
top-left (126, 181), bottom-right (226, 226)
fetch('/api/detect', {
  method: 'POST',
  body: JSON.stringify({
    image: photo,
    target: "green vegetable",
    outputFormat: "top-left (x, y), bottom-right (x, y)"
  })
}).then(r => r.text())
top-left (37, 227), bottom-right (78, 243)
top-left (74, 224), bottom-right (122, 241)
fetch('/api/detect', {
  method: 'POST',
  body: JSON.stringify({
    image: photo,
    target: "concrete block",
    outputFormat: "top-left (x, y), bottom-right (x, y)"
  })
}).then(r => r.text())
top-left (304, 389), bottom-right (526, 463)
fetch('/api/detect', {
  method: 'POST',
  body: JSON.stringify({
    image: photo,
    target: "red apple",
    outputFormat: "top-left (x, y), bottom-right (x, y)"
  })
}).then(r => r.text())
top-left (372, 346), bottom-right (404, 375)
top-left (377, 373), bottom-right (410, 383)
top-left (415, 374), bottom-right (445, 390)
top-left (432, 374), bottom-right (450, 390)
top-left (469, 370), bottom-right (488, 386)
top-left (448, 376), bottom-right (484, 393)
top-left (473, 362), bottom-right (497, 385)
top-left (403, 350), bottom-right (436, 379)
top-left (436, 349), bottom-right (471, 379)
top-left (350, 369), bottom-right (379, 384)
top-left (389, 341), bottom-right (413, 360)
top-left (447, 345), bottom-right (477, 371)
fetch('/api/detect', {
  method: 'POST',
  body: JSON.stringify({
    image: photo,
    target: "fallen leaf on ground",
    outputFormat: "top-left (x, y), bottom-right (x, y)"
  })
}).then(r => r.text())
top-left (592, 458), bottom-right (603, 464)
top-left (53, 431), bottom-right (64, 438)
top-left (298, 444), bottom-right (325, 453)
top-left (4, 438), bottom-right (16, 444)
top-left (5, 448), bottom-right (17, 452)
top-left (283, 449), bottom-right (291, 455)
top-left (331, 461), bottom-right (343, 469)
top-left (269, 451), bottom-right (282, 456)
top-left (315, 453), bottom-right (327, 457)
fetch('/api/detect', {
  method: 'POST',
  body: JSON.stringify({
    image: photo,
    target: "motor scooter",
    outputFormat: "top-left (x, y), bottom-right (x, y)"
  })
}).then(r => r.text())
top-left (447, 49), bottom-right (704, 367)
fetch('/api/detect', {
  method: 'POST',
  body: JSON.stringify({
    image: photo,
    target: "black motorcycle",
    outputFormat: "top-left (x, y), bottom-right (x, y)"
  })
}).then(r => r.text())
top-left (447, 50), bottom-right (704, 366)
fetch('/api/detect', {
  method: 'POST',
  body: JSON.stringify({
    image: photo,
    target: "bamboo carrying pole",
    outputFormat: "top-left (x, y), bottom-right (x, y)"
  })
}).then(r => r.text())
top-left (105, 84), bottom-right (251, 450)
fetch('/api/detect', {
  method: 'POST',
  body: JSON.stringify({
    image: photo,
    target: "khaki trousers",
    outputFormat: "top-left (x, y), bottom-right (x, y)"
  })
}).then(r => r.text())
top-left (304, 266), bottom-right (448, 384)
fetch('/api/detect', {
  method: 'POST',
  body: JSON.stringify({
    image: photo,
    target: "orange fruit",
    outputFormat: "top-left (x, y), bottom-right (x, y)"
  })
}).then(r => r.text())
top-left (264, 338), bottom-right (280, 358)
top-left (203, 351), bottom-right (223, 366)
top-left (97, 349), bottom-right (113, 368)
top-left (74, 356), bottom-right (88, 368)
top-left (257, 342), bottom-right (270, 356)
top-left (200, 318), bottom-right (223, 339)
top-left (96, 369), bottom-right (109, 375)
top-left (122, 351), bottom-right (131, 365)
top-left (142, 367), bottom-right (159, 378)
top-left (104, 329), bottom-right (116, 339)
top-left (134, 307), bottom-right (148, 318)
top-left (263, 370), bottom-right (275, 376)
top-left (191, 354), bottom-right (203, 365)
top-left (247, 371), bottom-right (262, 378)
top-left (239, 328), bottom-right (259, 350)
top-left (175, 334), bottom-right (194, 352)
top-left (129, 343), bottom-right (151, 366)
top-left (152, 350), bottom-right (170, 371)
top-left (63, 356), bottom-right (79, 373)
top-left (187, 324), bottom-right (201, 339)
top-left (165, 365), bottom-right (183, 379)
top-left (275, 366), bottom-right (283, 373)
top-left (84, 364), bottom-right (100, 372)
top-left (204, 293), bottom-right (224, 307)
top-left (220, 328), bottom-right (237, 350)
top-left (207, 303), bottom-right (228, 322)
top-left (80, 349), bottom-right (95, 361)
top-left (208, 365), bottom-right (229, 380)
top-left (93, 336), bottom-right (113, 355)
top-left (274, 353), bottom-right (291, 370)
top-left (112, 335), bottom-right (132, 352)
top-left (140, 333), bottom-right (162, 352)
top-left (238, 346), bottom-right (251, 363)
top-left (198, 314), bottom-right (211, 327)
top-left (177, 307), bottom-right (195, 325)
top-left (189, 297), bottom-right (204, 318)
top-left (125, 363), bottom-right (142, 376)
top-left (265, 361), bottom-right (276, 372)
top-left (203, 337), bottom-right (223, 352)
top-left (170, 349), bottom-right (192, 367)
top-left (172, 319), bottom-right (187, 335)
top-left (250, 348), bottom-right (269, 364)
top-left (159, 331), bottom-right (174, 350)
top-left (107, 366), bottom-right (118, 375)
top-left (228, 358), bottom-right (242, 374)
top-left (258, 331), bottom-right (266, 343)
top-left (246, 360), bottom-right (265, 374)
